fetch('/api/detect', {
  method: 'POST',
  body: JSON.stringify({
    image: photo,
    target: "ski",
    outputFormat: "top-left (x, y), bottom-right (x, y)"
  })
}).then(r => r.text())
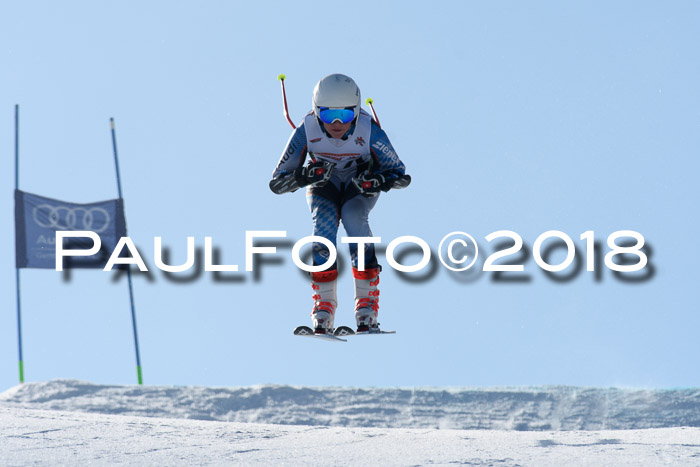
top-left (294, 325), bottom-right (396, 341)
top-left (333, 326), bottom-right (396, 336)
top-left (294, 325), bottom-right (347, 342)
top-left (353, 329), bottom-right (396, 336)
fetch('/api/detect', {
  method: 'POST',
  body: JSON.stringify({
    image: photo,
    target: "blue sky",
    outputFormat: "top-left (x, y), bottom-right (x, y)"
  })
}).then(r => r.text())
top-left (1, 1), bottom-right (699, 391)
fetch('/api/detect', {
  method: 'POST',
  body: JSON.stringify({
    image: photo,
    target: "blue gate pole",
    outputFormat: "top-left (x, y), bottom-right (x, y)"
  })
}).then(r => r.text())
top-left (14, 104), bottom-right (24, 384)
top-left (110, 118), bottom-right (143, 385)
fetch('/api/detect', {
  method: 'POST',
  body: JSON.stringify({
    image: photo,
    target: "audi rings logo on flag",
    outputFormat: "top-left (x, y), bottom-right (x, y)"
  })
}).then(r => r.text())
top-left (15, 189), bottom-right (126, 269)
top-left (32, 205), bottom-right (112, 233)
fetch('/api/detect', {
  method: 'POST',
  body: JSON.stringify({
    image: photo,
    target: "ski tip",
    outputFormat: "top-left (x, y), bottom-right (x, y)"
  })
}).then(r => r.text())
top-left (278, 73), bottom-right (286, 81)
top-left (365, 97), bottom-right (374, 105)
top-left (333, 326), bottom-right (355, 337)
top-left (293, 325), bottom-right (314, 336)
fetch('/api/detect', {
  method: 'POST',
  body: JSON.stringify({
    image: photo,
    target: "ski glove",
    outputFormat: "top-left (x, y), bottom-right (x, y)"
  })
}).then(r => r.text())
top-left (381, 171), bottom-right (411, 190)
top-left (295, 160), bottom-right (334, 188)
top-left (352, 172), bottom-right (386, 197)
top-left (352, 171), bottom-right (412, 197)
top-left (269, 160), bottom-right (335, 194)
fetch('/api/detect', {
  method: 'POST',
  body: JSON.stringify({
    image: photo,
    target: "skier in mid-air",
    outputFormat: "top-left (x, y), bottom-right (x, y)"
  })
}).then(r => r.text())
top-left (270, 73), bottom-right (411, 335)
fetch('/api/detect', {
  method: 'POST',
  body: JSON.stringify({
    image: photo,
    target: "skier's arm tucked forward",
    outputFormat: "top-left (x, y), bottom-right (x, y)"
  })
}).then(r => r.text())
top-left (352, 121), bottom-right (411, 196)
top-left (269, 123), bottom-right (333, 194)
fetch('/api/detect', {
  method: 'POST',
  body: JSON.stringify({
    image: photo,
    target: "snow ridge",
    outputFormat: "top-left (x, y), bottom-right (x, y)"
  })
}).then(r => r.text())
top-left (2, 380), bottom-right (699, 431)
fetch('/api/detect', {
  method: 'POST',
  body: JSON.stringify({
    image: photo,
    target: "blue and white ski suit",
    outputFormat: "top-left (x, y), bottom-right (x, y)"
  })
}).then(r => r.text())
top-left (271, 109), bottom-right (407, 271)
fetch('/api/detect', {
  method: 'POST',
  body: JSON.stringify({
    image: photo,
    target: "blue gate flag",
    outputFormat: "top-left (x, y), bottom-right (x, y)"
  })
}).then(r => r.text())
top-left (15, 189), bottom-right (127, 269)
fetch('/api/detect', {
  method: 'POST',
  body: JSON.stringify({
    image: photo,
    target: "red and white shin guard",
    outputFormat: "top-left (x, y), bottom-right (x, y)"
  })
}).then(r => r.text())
top-left (310, 270), bottom-right (338, 333)
top-left (353, 267), bottom-right (380, 331)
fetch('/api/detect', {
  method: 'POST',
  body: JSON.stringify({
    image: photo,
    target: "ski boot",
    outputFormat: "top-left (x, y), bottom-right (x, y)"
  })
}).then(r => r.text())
top-left (310, 270), bottom-right (338, 335)
top-left (353, 266), bottom-right (380, 333)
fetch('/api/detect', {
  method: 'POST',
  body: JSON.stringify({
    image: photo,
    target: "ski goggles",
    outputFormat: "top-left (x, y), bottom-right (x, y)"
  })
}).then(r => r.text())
top-left (318, 107), bottom-right (356, 124)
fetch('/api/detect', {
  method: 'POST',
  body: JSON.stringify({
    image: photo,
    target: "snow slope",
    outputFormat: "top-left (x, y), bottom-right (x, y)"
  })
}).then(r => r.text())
top-left (2, 380), bottom-right (699, 430)
top-left (2, 407), bottom-right (700, 466)
top-left (2, 380), bottom-right (700, 465)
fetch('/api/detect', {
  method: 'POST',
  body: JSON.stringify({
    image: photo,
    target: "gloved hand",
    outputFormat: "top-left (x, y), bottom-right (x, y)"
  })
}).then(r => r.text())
top-left (295, 160), bottom-right (334, 187)
top-left (352, 172), bottom-right (386, 197)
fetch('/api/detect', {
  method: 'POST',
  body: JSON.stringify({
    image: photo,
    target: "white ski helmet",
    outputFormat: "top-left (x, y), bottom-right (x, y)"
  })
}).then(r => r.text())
top-left (312, 73), bottom-right (361, 122)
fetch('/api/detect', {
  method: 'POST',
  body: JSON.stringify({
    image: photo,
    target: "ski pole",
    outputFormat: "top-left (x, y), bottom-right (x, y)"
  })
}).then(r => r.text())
top-left (277, 74), bottom-right (320, 164)
top-left (278, 74), bottom-right (296, 130)
top-left (365, 98), bottom-right (381, 128)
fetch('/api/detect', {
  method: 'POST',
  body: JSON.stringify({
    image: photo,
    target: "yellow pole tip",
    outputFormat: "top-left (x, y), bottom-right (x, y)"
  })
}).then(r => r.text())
top-left (278, 74), bottom-right (286, 81)
top-left (365, 98), bottom-right (374, 104)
